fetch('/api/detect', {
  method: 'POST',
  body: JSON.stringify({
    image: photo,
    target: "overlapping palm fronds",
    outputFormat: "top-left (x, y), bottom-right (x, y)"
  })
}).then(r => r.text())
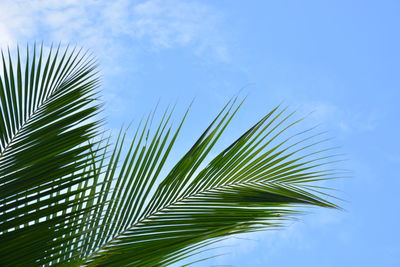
top-left (0, 45), bottom-right (341, 266)
top-left (0, 44), bottom-right (103, 266)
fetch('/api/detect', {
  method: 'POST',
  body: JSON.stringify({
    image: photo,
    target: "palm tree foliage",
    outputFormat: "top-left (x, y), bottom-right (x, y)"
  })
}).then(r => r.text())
top-left (0, 45), bottom-right (341, 266)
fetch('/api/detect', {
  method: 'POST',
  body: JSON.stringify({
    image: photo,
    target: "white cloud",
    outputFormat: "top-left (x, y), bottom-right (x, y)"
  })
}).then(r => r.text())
top-left (304, 101), bottom-right (378, 134)
top-left (130, 0), bottom-right (219, 48)
top-left (0, 1), bottom-right (35, 47)
top-left (0, 0), bottom-right (229, 62)
top-left (206, 207), bottom-right (345, 266)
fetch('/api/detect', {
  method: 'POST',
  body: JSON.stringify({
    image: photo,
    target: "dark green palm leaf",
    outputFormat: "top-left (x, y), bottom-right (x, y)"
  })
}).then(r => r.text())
top-left (0, 45), bottom-right (342, 266)
top-left (82, 100), bottom-right (341, 266)
top-left (0, 44), bottom-right (103, 266)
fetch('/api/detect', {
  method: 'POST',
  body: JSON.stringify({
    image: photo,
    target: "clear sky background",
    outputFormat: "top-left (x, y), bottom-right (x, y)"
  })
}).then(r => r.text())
top-left (1, 0), bottom-right (399, 266)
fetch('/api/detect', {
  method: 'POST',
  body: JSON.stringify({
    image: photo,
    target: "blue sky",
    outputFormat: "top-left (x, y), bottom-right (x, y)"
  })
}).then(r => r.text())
top-left (1, 0), bottom-right (399, 266)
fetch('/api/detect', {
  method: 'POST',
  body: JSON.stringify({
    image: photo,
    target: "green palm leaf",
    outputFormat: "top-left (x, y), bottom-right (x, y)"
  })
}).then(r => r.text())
top-left (82, 100), bottom-right (341, 266)
top-left (0, 44), bottom-right (103, 266)
top-left (0, 45), bottom-right (342, 266)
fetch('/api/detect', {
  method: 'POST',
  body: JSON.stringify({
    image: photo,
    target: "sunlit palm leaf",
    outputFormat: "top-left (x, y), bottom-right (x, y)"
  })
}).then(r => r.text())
top-left (82, 100), bottom-right (341, 266)
top-left (0, 44), bottom-right (341, 267)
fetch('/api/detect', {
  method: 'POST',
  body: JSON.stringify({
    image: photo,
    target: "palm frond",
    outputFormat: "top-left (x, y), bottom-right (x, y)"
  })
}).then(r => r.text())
top-left (0, 44), bottom-right (103, 266)
top-left (0, 44), bottom-right (341, 267)
top-left (82, 100), bottom-right (341, 266)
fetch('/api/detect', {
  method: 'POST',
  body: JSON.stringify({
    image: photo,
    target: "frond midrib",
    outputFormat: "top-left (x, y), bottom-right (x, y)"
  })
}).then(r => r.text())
top-left (0, 75), bottom-right (85, 158)
top-left (85, 173), bottom-right (321, 262)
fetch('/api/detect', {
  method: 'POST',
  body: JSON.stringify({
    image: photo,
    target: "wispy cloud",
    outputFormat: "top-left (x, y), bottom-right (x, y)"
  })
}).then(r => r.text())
top-left (209, 207), bottom-right (345, 266)
top-left (0, 0), bottom-right (229, 62)
top-left (305, 102), bottom-right (379, 134)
